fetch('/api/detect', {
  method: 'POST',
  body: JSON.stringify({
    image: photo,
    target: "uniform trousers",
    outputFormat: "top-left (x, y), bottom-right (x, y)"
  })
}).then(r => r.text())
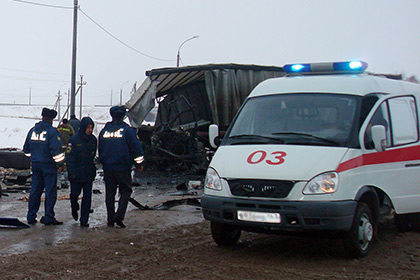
top-left (27, 162), bottom-right (57, 224)
top-left (70, 182), bottom-right (93, 224)
top-left (104, 170), bottom-right (132, 223)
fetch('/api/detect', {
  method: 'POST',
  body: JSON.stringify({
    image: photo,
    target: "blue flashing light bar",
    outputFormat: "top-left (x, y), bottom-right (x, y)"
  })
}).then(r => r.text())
top-left (284, 61), bottom-right (368, 74)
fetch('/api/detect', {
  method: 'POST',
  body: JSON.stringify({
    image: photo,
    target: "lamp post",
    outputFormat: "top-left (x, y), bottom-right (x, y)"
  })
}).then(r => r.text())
top-left (177, 35), bottom-right (199, 67)
top-left (120, 81), bottom-right (129, 105)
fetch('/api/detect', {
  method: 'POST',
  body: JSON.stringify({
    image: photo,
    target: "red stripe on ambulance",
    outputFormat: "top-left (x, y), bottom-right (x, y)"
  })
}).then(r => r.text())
top-left (336, 145), bottom-right (420, 173)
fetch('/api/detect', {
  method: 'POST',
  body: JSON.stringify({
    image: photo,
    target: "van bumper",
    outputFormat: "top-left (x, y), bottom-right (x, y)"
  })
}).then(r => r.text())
top-left (201, 195), bottom-right (357, 232)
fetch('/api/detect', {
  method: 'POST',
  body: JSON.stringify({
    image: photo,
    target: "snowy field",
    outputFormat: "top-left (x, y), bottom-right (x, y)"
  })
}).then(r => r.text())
top-left (0, 104), bottom-right (111, 149)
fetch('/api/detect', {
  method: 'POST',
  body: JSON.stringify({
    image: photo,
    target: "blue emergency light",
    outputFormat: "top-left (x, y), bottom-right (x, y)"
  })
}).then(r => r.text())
top-left (284, 61), bottom-right (368, 74)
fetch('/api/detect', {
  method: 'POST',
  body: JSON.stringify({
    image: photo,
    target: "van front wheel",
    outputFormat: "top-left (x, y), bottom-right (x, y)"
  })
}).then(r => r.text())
top-left (211, 222), bottom-right (241, 246)
top-left (342, 203), bottom-right (374, 258)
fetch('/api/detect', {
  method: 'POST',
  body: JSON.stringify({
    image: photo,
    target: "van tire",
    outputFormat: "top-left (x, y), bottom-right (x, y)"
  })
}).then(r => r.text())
top-left (342, 203), bottom-right (374, 258)
top-left (395, 213), bottom-right (420, 232)
top-left (211, 222), bottom-right (241, 246)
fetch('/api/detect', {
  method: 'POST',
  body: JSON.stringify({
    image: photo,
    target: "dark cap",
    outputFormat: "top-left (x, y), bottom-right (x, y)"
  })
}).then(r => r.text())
top-left (110, 106), bottom-right (126, 120)
top-left (41, 108), bottom-right (57, 119)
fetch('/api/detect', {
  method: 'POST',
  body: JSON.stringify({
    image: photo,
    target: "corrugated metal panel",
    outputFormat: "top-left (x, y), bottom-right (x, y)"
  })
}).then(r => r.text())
top-left (146, 64), bottom-right (284, 97)
top-left (152, 70), bottom-right (205, 96)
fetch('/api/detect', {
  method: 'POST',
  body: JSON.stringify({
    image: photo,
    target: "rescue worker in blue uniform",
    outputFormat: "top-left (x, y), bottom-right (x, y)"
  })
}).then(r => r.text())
top-left (66, 117), bottom-right (97, 227)
top-left (98, 106), bottom-right (144, 228)
top-left (23, 108), bottom-right (65, 226)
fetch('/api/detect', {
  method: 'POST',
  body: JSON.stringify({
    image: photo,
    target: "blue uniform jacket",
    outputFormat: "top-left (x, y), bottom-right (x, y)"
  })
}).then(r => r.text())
top-left (23, 121), bottom-right (64, 165)
top-left (98, 120), bottom-right (144, 172)
top-left (66, 117), bottom-right (97, 183)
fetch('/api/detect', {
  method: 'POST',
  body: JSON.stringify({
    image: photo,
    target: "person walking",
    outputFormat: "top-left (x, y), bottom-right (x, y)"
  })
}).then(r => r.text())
top-left (68, 114), bottom-right (81, 134)
top-left (66, 117), bottom-right (97, 227)
top-left (98, 106), bottom-right (144, 228)
top-left (23, 108), bottom-right (65, 226)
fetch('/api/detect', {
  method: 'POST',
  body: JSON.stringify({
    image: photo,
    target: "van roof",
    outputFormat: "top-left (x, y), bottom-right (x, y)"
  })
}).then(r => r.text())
top-left (250, 73), bottom-right (420, 98)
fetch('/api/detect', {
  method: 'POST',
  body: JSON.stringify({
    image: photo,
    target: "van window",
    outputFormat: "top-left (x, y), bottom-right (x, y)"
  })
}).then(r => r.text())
top-left (226, 93), bottom-right (360, 147)
top-left (389, 96), bottom-right (418, 145)
top-left (364, 102), bottom-right (391, 149)
top-left (364, 96), bottom-right (418, 149)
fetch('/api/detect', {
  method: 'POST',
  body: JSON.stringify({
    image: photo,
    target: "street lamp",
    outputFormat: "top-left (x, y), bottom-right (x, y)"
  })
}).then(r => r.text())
top-left (177, 35), bottom-right (199, 67)
top-left (120, 81), bottom-right (129, 105)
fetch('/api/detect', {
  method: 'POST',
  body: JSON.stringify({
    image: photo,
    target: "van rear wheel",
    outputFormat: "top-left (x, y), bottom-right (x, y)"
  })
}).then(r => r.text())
top-left (342, 203), bottom-right (374, 258)
top-left (211, 222), bottom-right (241, 246)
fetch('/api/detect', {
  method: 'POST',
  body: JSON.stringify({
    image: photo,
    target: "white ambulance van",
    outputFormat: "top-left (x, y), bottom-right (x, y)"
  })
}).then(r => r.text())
top-left (202, 61), bottom-right (420, 257)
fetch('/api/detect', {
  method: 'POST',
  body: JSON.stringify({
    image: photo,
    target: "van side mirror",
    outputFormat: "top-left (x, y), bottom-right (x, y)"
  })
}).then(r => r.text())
top-left (209, 124), bottom-right (221, 148)
top-left (372, 125), bottom-right (387, 152)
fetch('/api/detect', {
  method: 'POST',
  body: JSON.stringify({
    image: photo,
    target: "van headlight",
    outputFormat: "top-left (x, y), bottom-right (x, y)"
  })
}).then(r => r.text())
top-left (303, 172), bottom-right (338, 195)
top-left (205, 168), bottom-right (223, 191)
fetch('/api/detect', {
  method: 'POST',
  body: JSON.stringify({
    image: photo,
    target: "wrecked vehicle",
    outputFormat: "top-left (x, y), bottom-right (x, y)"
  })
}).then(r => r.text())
top-left (126, 64), bottom-right (285, 172)
top-left (0, 149), bottom-right (31, 197)
top-left (0, 148), bottom-right (30, 170)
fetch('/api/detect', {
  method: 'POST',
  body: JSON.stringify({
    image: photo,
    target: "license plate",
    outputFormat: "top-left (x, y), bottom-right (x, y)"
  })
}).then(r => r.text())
top-left (237, 210), bottom-right (281, 224)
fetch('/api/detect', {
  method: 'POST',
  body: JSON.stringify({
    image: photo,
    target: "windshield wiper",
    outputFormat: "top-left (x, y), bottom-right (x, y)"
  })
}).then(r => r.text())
top-left (271, 132), bottom-right (339, 146)
top-left (229, 134), bottom-right (284, 144)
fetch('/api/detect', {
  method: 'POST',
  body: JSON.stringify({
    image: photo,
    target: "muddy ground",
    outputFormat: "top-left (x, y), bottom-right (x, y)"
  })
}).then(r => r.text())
top-left (1, 172), bottom-right (420, 280)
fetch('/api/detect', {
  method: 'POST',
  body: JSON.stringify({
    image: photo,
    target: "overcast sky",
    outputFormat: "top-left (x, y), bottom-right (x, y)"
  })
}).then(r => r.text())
top-left (1, 0), bottom-right (419, 106)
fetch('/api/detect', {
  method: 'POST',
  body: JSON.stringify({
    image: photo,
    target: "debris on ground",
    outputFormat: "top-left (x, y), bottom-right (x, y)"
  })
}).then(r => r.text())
top-left (129, 197), bottom-right (201, 211)
top-left (0, 218), bottom-right (30, 229)
top-left (129, 176), bottom-right (203, 211)
top-left (0, 167), bottom-right (31, 186)
top-left (19, 195), bottom-right (73, 202)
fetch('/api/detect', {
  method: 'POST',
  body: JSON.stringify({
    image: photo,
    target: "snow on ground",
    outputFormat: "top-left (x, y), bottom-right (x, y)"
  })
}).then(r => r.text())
top-left (0, 104), bottom-right (111, 149)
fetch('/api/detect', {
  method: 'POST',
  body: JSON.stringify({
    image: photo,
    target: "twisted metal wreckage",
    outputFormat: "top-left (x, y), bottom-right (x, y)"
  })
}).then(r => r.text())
top-left (125, 63), bottom-right (285, 173)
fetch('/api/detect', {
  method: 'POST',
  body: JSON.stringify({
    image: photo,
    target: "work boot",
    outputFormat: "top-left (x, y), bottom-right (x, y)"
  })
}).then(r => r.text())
top-left (113, 217), bottom-right (125, 228)
top-left (41, 217), bottom-right (63, 226)
top-left (80, 222), bottom-right (89, 227)
top-left (71, 207), bottom-right (79, 221)
top-left (44, 220), bottom-right (63, 226)
top-left (28, 219), bottom-right (37, 225)
top-left (107, 221), bottom-right (114, 227)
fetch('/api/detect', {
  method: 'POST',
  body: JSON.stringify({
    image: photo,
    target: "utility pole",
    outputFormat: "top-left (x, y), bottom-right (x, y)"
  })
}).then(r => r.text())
top-left (56, 90), bottom-right (62, 120)
top-left (66, 88), bottom-right (70, 119)
top-left (120, 81), bottom-right (128, 106)
top-left (67, 89), bottom-right (70, 118)
top-left (77, 75), bottom-right (87, 119)
top-left (70, 0), bottom-right (78, 117)
top-left (28, 86), bottom-right (32, 105)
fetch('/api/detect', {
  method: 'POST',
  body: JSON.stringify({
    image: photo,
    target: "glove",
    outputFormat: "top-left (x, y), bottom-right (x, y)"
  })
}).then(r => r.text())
top-left (56, 161), bottom-right (64, 172)
top-left (135, 163), bottom-right (144, 172)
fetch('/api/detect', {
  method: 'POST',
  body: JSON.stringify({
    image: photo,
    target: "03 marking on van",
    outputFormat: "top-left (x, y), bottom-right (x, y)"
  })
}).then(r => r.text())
top-left (247, 150), bottom-right (287, 165)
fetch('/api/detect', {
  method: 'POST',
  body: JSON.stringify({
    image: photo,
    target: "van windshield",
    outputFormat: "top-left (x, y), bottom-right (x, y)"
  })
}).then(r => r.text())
top-left (225, 93), bottom-right (360, 147)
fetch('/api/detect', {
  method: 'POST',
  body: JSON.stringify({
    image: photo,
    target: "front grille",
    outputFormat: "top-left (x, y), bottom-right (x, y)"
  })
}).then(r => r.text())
top-left (227, 179), bottom-right (294, 198)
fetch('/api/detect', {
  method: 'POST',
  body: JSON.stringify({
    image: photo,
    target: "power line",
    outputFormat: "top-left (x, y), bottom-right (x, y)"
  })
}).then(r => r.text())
top-left (0, 74), bottom-right (69, 83)
top-left (10, 0), bottom-right (72, 9)
top-left (9, 0), bottom-right (175, 62)
top-left (79, 8), bottom-right (175, 62)
top-left (0, 66), bottom-right (68, 76)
